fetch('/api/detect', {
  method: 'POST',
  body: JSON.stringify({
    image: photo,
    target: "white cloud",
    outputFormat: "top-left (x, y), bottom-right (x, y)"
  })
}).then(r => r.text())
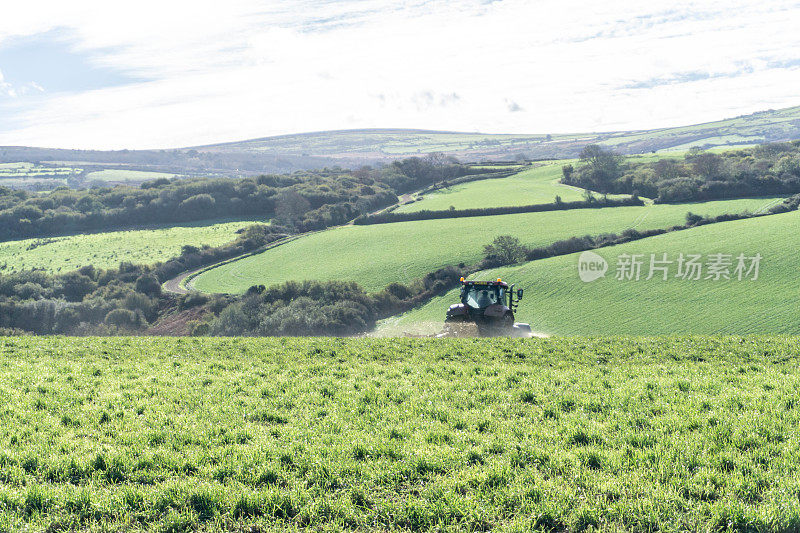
top-left (0, 0), bottom-right (799, 148)
top-left (0, 69), bottom-right (14, 98)
top-left (0, 69), bottom-right (45, 99)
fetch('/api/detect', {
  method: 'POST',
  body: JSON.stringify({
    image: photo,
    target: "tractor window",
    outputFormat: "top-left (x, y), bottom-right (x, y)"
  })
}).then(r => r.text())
top-left (464, 286), bottom-right (502, 308)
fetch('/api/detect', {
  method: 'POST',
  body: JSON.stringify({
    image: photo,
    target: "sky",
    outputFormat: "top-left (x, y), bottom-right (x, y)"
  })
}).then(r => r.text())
top-left (0, 0), bottom-right (799, 150)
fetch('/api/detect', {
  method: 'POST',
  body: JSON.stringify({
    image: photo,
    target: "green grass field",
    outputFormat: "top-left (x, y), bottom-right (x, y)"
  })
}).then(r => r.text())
top-left (85, 170), bottom-right (179, 183)
top-left (192, 197), bottom-right (783, 294)
top-left (396, 164), bottom-right (591, 213)
top-left (0, 219), bottom-right (264, 273)
top-left (382, 210), bottom-right (800, 336)
top-left (2, 336), bottom-right (800, 531)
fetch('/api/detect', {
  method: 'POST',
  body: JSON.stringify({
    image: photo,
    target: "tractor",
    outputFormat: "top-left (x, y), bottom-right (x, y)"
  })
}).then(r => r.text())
top-left (442, 277), bottom-right (532, 337)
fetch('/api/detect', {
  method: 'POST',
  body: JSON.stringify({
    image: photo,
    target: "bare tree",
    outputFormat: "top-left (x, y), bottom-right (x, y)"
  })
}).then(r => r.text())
top-left (274, 190), bottom-right (311, 227)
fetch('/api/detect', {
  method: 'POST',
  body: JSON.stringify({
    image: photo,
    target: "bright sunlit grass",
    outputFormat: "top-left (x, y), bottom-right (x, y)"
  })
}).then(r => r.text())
top-left (1, 336), bottom-right (800, 531)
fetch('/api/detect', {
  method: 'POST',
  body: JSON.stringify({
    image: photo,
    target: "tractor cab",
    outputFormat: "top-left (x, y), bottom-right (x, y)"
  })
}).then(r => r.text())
top-left (461, 280), bottom-right (510, 310)
top-left (444, 277), bottom-right (529, 336)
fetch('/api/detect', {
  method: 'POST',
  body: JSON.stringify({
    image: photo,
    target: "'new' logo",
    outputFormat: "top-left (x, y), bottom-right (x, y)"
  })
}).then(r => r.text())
top-left (577, 251), bottom-right (607, 282)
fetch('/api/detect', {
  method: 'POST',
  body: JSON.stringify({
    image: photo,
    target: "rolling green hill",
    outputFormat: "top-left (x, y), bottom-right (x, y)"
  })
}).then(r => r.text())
top-left (2, 336), bottom-right (800, 531)
top-left (0, 219), bottom-right (263, 274)
top-left (191, 197), bottom-right (781, 294)
top-left (395, 163), bottom-right (590, 213)
top-left (200, 106), bottom-right (800, 159)
top-left (3, 106), bottom-right (800, 176)
top-left (379, 210), bottom-right (800, 336)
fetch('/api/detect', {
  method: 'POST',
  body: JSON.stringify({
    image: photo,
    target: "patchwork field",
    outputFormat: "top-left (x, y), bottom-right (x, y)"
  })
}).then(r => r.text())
top-left (0, 162), bottom-right (81, 177)
top-left (0, 219), bottom-right (264, 273)
top-left (2, 336), bottom-right (800, 531)
top-left (192, 197), bottom-right (783, 294)
top-left (396, 164), bottom-right (590, 213)
top-left (0, 162), bottom-right (82, 189)
top-left (381, 210), bottom-right (800, 336)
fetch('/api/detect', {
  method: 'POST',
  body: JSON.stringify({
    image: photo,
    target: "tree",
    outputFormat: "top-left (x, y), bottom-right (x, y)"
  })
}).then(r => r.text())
top-left (653, 159), bottom-right (682, 181)
top-left (578, 145), bottom-right (622, 192)
top-left (423, 152), bottom-right (459, 169)
top-left (57, 272), bottom-right (96, 302)
top-left (483, 235), bottom-right (528, 266)
top-left (561, 164), bottom-right (574, 182)
top-left (580, 144), bottom-right (620, 172)
top-left (274, 190), bottom-right (311, 227)
top-left (179, 194), bottom-right (216, 219)
top-left (690, 153), bottom-right (723, 179)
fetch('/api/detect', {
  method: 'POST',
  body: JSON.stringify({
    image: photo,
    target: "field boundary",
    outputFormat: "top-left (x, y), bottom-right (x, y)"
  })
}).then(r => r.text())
top-left (165, 182), bottom-right (443, 293)
top-left (171, 231), bottom-right (323, 294)
top-left (354, 196), bottom-right (643, 225)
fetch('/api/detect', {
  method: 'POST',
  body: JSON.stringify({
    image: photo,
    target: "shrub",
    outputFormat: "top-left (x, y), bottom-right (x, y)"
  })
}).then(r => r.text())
top-left (188, 321), bottom-right (210, 336)
top-left (180, 293), bottom-right (209, 310)
top-left (135, 274), bottom-right (162, 297)
top-left (686, 212), bottom-right (704, 226)
top-left (104, 309), bottom-right (140, 329)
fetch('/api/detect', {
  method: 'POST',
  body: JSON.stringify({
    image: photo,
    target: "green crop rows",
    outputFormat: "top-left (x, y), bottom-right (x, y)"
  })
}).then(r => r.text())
top-left (192, 197), bottom-right (781, 294)
top-left (0, 219), bottom-right (263, 274)
top-left (2, 336), bottom-right (800, 531)
top-left (383, 210), bottom-right (800, 336)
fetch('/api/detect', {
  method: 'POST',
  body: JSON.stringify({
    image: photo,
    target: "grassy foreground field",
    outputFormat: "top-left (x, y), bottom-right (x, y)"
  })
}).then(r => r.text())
top-left (192, 197), bottom-right (782, 293)
top-left (0, 219), bottom-right (264, 273)
top-left (382, 210), bottom-right (800, 336)
top-left (2, 336), bottom-right (800, 531)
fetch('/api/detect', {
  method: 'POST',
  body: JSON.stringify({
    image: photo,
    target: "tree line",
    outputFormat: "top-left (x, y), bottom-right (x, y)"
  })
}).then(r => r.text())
top-left (353, 196), bottom-right (643, 225)
top-left (0, 242), bottom-right (464, 337)
top-left (0, 172), bottom-right (394, 241)
top-left (561, 142), bottom-right (800, 202)
top-left (0, 153), bottom-right (471, 241)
